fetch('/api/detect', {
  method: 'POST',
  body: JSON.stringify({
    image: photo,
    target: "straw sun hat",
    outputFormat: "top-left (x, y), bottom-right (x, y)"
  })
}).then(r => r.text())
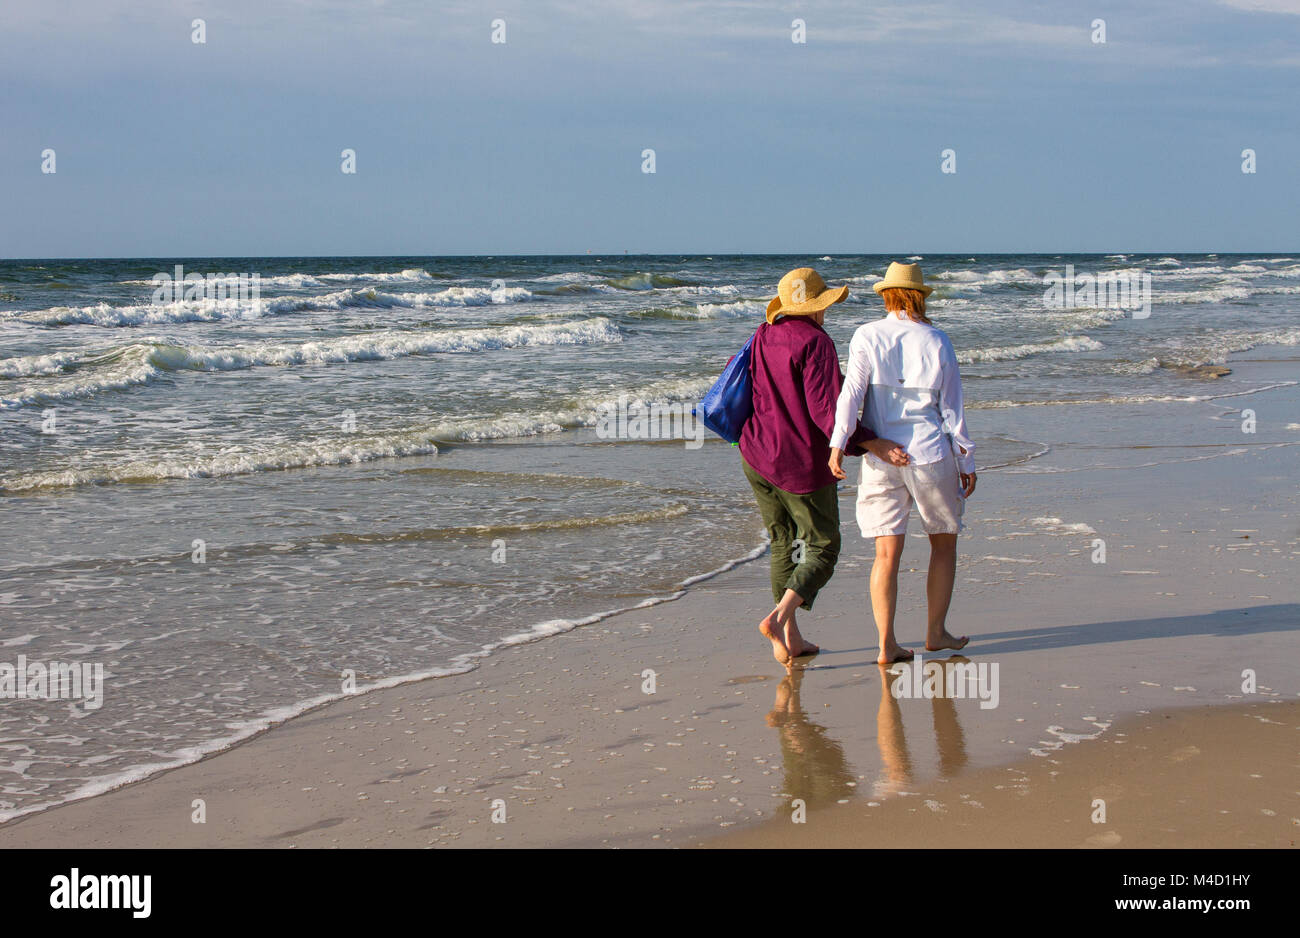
top-left (872, 261), bottom-right (933, 297)
top-left (765, 267), bottom-right (849, 324)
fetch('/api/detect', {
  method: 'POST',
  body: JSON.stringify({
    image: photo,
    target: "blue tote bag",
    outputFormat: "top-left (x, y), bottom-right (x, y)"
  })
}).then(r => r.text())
top-left (697, 331), bottom-right (756, 444)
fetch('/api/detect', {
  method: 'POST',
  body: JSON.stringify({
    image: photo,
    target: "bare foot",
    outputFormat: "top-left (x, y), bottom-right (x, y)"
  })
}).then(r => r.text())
top-left (785, 627), bottom-right (820, 659)
top-left (926, 632), bottom-right (970, 652)
top-left (877, 644), bottom-right (915, 665)
top-left (759, 611), bottom-right (790, 665)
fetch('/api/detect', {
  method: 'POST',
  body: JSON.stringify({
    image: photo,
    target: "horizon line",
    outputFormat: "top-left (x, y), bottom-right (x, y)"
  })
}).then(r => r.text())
top-left (3, 250), bottom-right (1293, 262)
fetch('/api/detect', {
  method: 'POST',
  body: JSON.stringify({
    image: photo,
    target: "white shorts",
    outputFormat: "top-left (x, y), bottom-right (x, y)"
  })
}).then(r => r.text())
top-left (855, 446), bottom-right (965, 538)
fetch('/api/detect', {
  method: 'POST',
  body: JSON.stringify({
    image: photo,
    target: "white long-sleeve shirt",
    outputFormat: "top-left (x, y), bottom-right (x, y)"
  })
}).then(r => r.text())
top-left (829, 313), bottom-right (976, 474)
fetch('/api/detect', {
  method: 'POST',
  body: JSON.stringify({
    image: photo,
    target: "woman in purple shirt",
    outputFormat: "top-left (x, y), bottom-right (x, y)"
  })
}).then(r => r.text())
top-left (741, 268), bottom-right (908, 666)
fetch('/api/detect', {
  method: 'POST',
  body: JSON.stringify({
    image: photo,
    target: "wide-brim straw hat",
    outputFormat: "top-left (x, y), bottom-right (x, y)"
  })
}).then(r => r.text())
top-left (765, 267), bottom-right (849, 324)
top-left (872, 261), bottom-right (933, 297)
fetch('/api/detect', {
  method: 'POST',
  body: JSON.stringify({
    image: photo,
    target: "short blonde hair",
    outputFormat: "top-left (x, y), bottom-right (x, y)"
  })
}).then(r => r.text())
top-left (879, 287), bottom-right (930, 324)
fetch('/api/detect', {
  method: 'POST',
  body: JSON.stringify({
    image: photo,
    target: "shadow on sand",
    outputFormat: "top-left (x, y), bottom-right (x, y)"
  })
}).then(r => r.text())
top-left (813, 603), bottom-right (1299, 668)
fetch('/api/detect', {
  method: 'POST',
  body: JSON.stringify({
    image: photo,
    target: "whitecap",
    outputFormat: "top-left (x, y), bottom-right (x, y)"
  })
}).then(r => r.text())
top-left (958, 335), bottom-right (1103, 364)
top-left (0, 318), bottom-right (621, 409)
top-left (17, 284), bottom-right (535, 326)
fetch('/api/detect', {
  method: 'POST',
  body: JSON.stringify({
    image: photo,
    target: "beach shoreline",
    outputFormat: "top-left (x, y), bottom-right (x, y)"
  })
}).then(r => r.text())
top-left (1, 344), bottom-right (1296, 848)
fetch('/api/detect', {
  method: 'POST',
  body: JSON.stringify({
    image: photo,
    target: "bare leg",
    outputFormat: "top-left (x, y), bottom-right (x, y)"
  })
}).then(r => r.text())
top-left (925, 533), bottom-right (968, 651)
top-left (870, 535), bottom-right (911, 664)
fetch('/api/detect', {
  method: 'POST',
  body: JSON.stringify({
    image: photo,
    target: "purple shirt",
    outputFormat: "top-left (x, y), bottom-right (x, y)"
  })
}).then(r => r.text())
top-left (739, 317), bottom-right (875, 494)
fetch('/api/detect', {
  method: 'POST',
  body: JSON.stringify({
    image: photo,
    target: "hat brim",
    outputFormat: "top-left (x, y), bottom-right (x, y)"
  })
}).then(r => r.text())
top-left (765, 284), bottom-right (849, 323)
top-left (873, 280), bottom-right (933, 297)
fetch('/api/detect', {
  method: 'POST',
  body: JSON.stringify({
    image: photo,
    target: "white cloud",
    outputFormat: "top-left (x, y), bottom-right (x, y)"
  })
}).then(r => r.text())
top-left (549, 0), bottom-right (1087, 48)
top-left (1218, 0), bottom-right (1300, 13)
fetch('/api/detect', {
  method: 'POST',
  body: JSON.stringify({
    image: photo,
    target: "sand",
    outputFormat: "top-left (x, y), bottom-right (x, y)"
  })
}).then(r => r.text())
top-left (710, 699), bottom-right (1299, 849)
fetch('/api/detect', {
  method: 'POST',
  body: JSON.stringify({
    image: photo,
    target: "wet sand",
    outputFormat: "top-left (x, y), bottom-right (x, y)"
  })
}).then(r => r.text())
top-left (0, 356), bottom-right (1296, 848)
top-left (710, 698), bottom-right (1299, 849)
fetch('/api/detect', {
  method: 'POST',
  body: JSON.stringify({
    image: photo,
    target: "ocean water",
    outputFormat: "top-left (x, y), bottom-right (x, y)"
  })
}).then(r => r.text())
top-left (1, 252), bottom-right (1297, 819)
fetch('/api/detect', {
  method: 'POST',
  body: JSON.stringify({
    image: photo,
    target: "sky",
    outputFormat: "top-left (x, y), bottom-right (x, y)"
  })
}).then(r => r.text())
top-left (2, 0), bottom-right (1298, 257)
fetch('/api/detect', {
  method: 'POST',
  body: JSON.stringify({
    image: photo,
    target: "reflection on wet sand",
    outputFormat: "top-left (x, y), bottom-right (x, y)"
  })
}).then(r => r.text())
top-left (875, 663), bottom-right (913, 798)
top-left (765, 670), bottom-right (856, 811)
top-left (766, 658), bottom-right (972, 810)
top-left (876, 658), bottom-right (970, 797)
top-left (929, 658), bottom-right (970, 780)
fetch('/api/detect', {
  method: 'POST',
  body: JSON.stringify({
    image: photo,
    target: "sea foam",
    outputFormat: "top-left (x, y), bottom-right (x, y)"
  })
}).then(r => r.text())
top-left (0, 318), bottom-right (621, 409)
top-left (959, 335), bottom-right (1103, 364)
top-left (16, 284), bottom-right (534, 327)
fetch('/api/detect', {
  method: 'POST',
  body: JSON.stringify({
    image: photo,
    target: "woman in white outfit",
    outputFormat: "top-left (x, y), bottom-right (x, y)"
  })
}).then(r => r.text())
top-left (828, 263), bottom-right (977, 665)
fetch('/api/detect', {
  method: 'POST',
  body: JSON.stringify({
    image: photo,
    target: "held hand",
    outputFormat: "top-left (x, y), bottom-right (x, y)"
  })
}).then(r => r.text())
top-left (865, 437), bottom-right (910, 467)
top-left (960, 472), bottom-right (977, 498)
top-left (829, 448), bottom-right (846, 480)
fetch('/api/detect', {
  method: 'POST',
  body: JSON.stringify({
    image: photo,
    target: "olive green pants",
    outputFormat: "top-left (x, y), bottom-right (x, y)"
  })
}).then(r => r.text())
top-left (742, 458), bottom-right (842, 610)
